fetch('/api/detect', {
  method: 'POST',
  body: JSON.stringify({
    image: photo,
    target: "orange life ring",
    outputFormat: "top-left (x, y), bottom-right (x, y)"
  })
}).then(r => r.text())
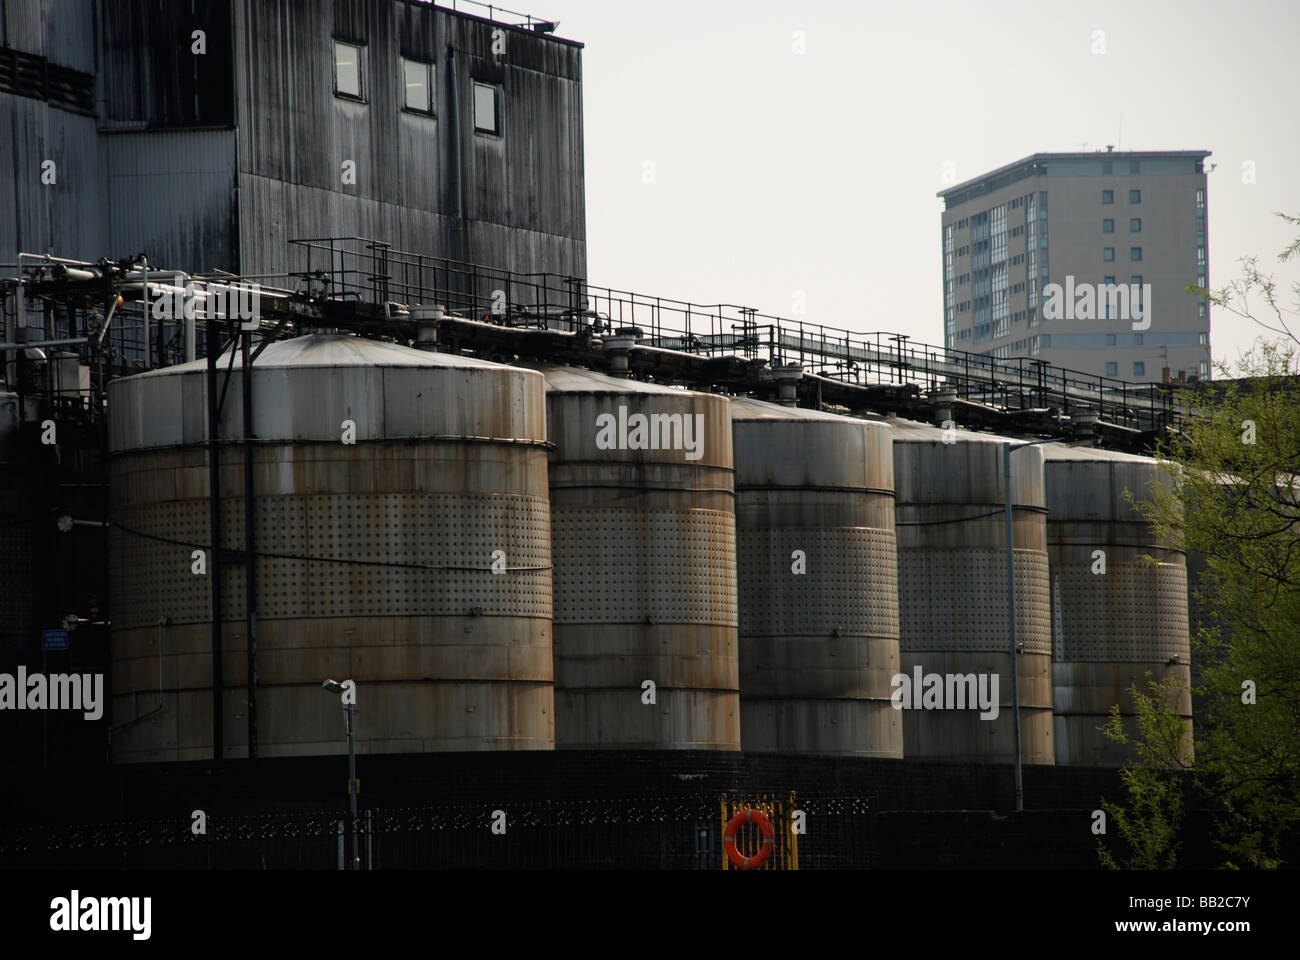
top-left (723, 808), bottom-right (775, 870)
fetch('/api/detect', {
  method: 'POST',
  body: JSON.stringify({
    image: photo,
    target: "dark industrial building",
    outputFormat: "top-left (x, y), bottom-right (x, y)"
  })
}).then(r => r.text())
top-left (2, 0), bottom-right (586, 278)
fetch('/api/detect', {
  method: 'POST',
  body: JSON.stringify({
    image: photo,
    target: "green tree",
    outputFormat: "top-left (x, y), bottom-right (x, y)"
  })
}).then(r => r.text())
top-left (1131, 212), bottom-right (1300, 868)
top-left (1097, 673), bottom-right (1190, 870)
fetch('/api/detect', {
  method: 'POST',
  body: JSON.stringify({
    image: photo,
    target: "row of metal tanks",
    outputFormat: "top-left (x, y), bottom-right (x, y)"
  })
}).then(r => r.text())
top-left (104, 334), bottom-right (1192, 765)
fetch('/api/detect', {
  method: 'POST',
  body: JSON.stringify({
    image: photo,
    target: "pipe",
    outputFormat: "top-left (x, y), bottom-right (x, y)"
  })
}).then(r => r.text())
top-left (448, 46), bottom-right (464, 264)
top-left (206, 321), bottom-right (224, 761)
top-left (1003, 442), bottom-right (1024, 813)
top-left (241, 330), bottom-right (258, 760)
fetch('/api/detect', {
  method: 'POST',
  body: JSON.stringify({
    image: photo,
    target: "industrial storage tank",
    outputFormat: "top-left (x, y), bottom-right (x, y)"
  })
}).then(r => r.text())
top-left (729, 397), bottom-right (902, 756)
top-left (1042, 446), bottom-right (1192, 766)
top-left (531, 365), bottom-right (740, 750)
top-left (108, 334), bottom-right (554, 762)
top-left (890, 419), bottom-right (1054, 764)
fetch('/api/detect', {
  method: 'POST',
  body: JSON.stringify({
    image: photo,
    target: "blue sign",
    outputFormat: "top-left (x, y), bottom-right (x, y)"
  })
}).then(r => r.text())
top-left (42, 629), bottom-right (69, 652)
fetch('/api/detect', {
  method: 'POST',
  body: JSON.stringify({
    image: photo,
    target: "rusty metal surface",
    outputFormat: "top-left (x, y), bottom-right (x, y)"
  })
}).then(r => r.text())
top-left (890, 419), bottom-right (1054, 764)
top-left (530, 364), bottom-right (741, 750)
top-left (730, 397), bottom-right (901, 757)
top-left (108, 336), bottom-right (555, 761)
top-left (1043, 449), bottom-right (1193, 766)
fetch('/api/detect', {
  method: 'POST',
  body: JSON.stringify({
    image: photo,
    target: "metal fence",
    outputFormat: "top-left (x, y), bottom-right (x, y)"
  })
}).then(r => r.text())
top-left (0, 795), bottom-right (874, 871)
top-left (285, 236), bottom-right (1183, 433)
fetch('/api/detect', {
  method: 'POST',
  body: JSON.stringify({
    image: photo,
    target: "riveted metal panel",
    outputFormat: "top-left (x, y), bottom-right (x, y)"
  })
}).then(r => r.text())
top-left (737, 527), bottom-right (898, 640)
top-left (898, 549), bottom-right (1051, 655)
top-left (551, 508), bottom-right (736, 626)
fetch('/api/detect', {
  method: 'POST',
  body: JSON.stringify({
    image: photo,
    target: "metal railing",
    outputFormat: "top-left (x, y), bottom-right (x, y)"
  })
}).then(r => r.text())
top-left (437, 0), bottom-right (559, 31)
top-left (286, 237), bottom-right (1183, 433)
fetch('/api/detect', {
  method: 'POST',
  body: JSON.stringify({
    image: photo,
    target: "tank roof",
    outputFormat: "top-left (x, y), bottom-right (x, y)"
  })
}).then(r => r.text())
top-left (125, 333), bottom-right (522, 379)
top-left (729, 396), bottom-right (877, 424)
top-left (1039, 442), bottom-right (1160, 465)
top-left (523, 363), bottom-right (710, 397)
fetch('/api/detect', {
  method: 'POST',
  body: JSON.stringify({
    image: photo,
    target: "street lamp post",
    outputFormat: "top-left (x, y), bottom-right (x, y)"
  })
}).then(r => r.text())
top-left (321, 679), bottom-right (359, 870)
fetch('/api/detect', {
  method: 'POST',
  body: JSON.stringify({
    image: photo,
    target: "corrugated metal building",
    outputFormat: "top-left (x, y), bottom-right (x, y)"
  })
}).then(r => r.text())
top-left (2, 0), bottom-right (585, 279)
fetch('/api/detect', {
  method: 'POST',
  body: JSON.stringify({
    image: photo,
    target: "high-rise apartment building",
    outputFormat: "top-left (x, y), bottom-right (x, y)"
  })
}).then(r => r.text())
top-left (938, 151), bottom-right (1211, 383)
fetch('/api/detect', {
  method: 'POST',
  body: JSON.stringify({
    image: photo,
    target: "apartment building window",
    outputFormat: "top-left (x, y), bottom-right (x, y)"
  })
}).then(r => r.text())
top-left (473, 81), bottom-right (503, 134)
top-left (1103, 218), bottom-right (1114, 233)
top-left (1199, 361), bottom-right (1211, 379)
top-left (1104, 247), bottom-right (1115, 262)
top-left (402, 58), bottom-right (434, 114)
top-left (1130, 218), bottom-right (1142, 232)
top-left (1134, 361), bottom-right (1145, 377)
top-left (1199, 332), bottom-right (1209, 346)
top-left (1129, 189), bottom-right (1141, 203)
top-left (334, 40), bottom-right (365, 99)
top-left (1106, 362), bottom-right (1118, 376)
top-left (1102, 190), bottom-right (1114, 204)
top-left (1130, 247), bottom-right (1142, 261)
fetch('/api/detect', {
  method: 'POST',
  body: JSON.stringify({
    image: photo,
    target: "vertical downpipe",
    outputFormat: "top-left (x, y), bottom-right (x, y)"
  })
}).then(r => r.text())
top-left (1004, 443), bottom-right (1024, 813)
top-left (241, 331), bottom-right (257, 759)
top-left (206, 323), bottom-right (224, 761)
top-left (448, 47), bottom-right (465, 263)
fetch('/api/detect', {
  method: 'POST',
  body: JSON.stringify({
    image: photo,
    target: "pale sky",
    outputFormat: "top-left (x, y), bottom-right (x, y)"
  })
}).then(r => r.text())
top-left (535, 0), bottom-right (1300, 373)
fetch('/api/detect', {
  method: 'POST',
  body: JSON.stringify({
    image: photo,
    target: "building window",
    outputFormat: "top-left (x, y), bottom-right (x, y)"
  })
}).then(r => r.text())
top-left (1106, 362), bottom-right (1118, 376)
top-left (1129, 161), bottom-right (1141, 174)
top-left (1041, 334), bottom-right (1052, 348)
top-left (1102, 189), bottom-right (1114, 204)
top-left (1102, 161), bottom-right (1113, 174)
top-left (1104, 247), bottom-right (1115, 262)
top-left (1196, 188), bottom-right (1205, 208)
top-left (1199, 332), bottom-right (1209, 346)
top-left (1130, 275), bottom-right (1142, 285)
top-left (1129, 189), bottom-right (1141, 203)
top-left (1105, 334), bottom-right (1116, 347)
top-left (1134, 333), bottom-right (1144, 345)
top-left (1130, 218), bottom-right (1142, 232)
top-left (334, 40), bottom-right (364, 99)
top-left (1130, 247), bottom-right (1142, 261)
top-left (402, 58), bottom-right (434, 114)
top-left (1199, 360), bottom-right (1210, 379)
top-left (473, 81), bottom-right (502, 134)
top-left (1104, 275), bottom-right (1115, 286)
top-left (1103, 218), bottom-right (1114, 233)
top-left (1134, 361), bottom-right (1146, 377)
